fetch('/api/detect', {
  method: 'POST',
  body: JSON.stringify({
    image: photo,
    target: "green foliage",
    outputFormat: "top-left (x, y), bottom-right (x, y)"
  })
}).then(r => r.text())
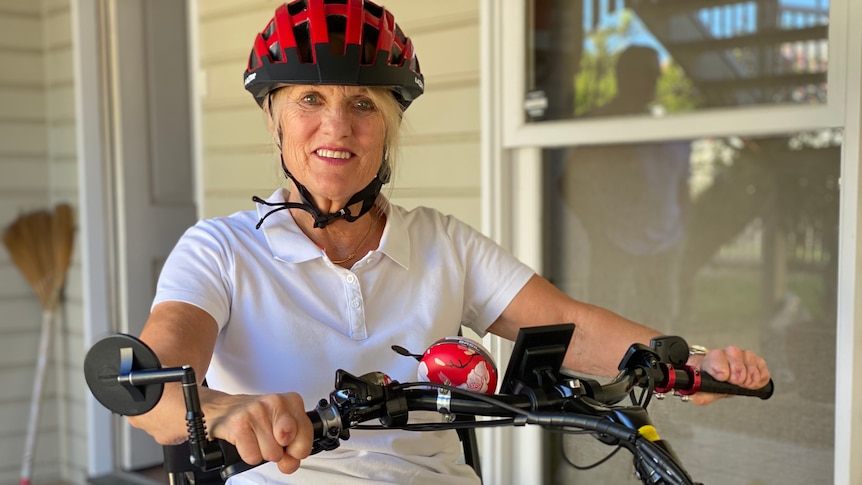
top-left (574, 54), bottom-right (617, 117)
top-left (656, 60), bottom-right (702, 113)
top-left (573, 10), bottom-right (631, 116)
top-left (573, 8), bottom-right (701, 116)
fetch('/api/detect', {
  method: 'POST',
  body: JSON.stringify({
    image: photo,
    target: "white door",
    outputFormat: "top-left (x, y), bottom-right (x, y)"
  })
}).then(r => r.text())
top-left (107, 0), bottom-right (197, 471)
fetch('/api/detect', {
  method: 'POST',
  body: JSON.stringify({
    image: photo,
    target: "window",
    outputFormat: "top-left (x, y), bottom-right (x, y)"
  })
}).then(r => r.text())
top-left (542, 131), bottom-right (839, 483)
top-left (525, 0), bottom-right (830, 122)
top-left (486, 1), bottom-right (856, 482)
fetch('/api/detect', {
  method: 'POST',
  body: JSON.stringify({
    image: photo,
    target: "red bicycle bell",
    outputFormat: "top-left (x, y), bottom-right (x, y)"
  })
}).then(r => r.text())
top-left (417, 337), bottom-right (498, 394)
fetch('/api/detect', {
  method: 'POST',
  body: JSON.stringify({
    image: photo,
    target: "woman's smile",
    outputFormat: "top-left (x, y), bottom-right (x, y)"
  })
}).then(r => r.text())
top-left (314, 147), bottom-right (354, 163)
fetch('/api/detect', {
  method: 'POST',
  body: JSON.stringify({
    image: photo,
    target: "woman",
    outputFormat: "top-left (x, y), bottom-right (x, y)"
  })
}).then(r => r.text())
top-left (128, 1), bottom-right (771, 484)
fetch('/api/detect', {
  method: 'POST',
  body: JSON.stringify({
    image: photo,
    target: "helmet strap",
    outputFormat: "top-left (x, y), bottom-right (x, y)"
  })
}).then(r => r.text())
top-left (252, 155), bottom-right (385, 230)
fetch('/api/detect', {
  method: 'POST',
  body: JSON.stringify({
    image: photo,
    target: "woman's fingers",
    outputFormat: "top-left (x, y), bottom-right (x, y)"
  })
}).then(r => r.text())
top-left (689, 346), bottom-right (771, 406)
top-left (273, 393), bottom-right (313, 473)
top-left (228, 412), bottom-right (266, 465)
top-left (744, 349), bottom-right (771, 388)
top-left (213, 392), bottom-right (312, 474)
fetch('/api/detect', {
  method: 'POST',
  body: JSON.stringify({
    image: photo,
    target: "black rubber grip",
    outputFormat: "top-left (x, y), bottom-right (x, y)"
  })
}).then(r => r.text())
top-left (218, 439), bottom-right (256, 480)
top-left (217, 409), bottom-right (323, 480)
top-left (697, 372), bottom-right (774, 400)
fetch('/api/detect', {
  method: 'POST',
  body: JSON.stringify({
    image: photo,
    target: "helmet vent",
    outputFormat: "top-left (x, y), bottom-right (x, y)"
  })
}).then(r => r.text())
top-left (390, 44), bottom-right (402, 65)
top-left (394, 25), bottom-right (406, 44)
top-left (293, 22), bottom-right (312, 62)
top-left (326, 16), bottom-right (348, 56)
top-left (287, 0), bottom-right (307, 16)
top-left (364, 1), bottom-right (382, 18)
top-left (263, 21), bottom-right (276, 41)
top-left (361, 23), bottom-right (379, 64)
top-left (268, 41), bottom-right (283, 62)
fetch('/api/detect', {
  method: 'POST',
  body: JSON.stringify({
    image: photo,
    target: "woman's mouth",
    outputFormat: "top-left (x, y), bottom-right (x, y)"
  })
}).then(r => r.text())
top-left (316, 148), bottom-right (352, 160)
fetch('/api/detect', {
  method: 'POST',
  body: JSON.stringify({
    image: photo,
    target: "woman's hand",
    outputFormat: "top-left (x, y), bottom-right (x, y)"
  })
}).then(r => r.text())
top-left (206, 391), bottom-right (314, 474)
top-left (687, 346), bottom-right (771, 406)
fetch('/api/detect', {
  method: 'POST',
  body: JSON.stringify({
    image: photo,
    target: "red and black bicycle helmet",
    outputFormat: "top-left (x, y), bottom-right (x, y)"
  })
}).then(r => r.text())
top-left (244, 0), bottom-right (424, 110)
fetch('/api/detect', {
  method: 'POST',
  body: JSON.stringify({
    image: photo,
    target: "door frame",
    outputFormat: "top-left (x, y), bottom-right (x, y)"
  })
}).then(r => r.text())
top-left (74, 0), bottom-right (115, 477)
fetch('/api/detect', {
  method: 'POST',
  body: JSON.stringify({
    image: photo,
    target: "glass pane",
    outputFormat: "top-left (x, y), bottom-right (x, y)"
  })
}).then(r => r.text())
top-left (542, 130), bottom-right (840, 484)
top-left (526, 0), bottom-right (829, 121)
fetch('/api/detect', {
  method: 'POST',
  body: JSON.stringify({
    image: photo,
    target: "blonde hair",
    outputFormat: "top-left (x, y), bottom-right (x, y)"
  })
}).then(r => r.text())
top-left (263, 85), bottom-right (403, 185)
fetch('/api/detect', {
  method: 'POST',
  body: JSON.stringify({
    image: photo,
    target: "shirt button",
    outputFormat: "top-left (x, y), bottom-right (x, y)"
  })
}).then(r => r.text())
top-left (351, 298), bottom-right (361, 308)
top-left (346, 274), bottom-right (357, 284)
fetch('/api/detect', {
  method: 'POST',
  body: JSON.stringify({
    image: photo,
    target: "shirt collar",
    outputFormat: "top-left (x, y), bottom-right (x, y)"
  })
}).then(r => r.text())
top-left (255, 189), bottom-right (410, 268)
top-left (375, 196), bottom-right (410, 269)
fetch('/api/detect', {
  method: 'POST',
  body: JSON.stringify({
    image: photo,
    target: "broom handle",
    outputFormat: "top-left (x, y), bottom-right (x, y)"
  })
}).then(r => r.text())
top-left (20, 309), bottom-right (54, 485)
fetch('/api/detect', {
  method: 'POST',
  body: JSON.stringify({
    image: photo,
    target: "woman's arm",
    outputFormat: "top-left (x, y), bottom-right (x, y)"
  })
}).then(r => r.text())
top-left (487, 274), bottom-right (770, 404)
top-left (127, 301), bottom-right (313, 473)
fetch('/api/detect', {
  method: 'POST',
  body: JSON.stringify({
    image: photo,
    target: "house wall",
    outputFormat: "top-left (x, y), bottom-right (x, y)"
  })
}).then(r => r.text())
top-left (0, 1), bottom-right (51, 482)
top-left (0, 0), bottom-right (82, 483)
top-left (43, 0), bottom-right (87, 481)
top-left (196, 0), bottom-right (483, 228)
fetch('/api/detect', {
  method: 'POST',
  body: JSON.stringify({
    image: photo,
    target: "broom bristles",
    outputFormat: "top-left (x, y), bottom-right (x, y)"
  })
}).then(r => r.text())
top-left (2, 204), bottom-right (76, 311)
top-left (3, 210), bottom-right (52, 307)
top-left (50, 203), bottom-right (75, 304)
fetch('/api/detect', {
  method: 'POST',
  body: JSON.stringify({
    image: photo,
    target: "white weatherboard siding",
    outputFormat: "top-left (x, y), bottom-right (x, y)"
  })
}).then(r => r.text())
top-left (0, 0), bottom-right (53, 483)
top-left (0, 0), bottom-right (83, 483)
top-left (44, 0), bottom-right (86, 481)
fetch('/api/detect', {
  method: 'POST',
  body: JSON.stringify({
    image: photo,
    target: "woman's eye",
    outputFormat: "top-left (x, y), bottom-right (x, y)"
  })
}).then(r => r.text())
top-left (301, 93), bottom-right (320, 105)
top-left (354, 98), bottom-right (375, 111)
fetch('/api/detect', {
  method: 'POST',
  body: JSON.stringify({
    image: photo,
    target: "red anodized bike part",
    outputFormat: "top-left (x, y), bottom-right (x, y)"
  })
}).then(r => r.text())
top-left (654, 362), bottom-right (705, 396)
top-left (417, 337), bottom-right (498, 395)
top-left (675, 366), bottom-right (702, 396)
top-left (653, 362), bottom-right (677, 394)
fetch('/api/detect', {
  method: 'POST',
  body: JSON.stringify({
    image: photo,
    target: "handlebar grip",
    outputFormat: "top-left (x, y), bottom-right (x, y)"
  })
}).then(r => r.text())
top-left (217, 439), bottom-right (256, 480)
top-left (217, 409), bottom-right (324, 480)
top-left (697, 372), bottom-right (774, 400)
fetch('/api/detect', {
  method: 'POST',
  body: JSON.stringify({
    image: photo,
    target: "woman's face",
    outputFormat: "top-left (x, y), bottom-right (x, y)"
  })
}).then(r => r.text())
top-left (274, 85), bottom-right (387, 211)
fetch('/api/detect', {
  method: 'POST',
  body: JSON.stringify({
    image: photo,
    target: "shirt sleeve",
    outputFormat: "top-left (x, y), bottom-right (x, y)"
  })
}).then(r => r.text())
top-left (152, 219), bottom-right (234, 328)
top-left (443, 215), bottom-right (536, 336)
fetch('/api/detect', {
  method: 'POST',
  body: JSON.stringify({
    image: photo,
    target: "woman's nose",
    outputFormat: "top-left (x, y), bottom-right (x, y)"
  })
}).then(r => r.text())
top-left (320, 106), bottom-right (352, 137)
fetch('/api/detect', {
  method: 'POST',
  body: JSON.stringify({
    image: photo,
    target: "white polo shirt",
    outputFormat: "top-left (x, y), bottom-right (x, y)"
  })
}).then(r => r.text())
top-left (154, 189), bottom-right (535, 484)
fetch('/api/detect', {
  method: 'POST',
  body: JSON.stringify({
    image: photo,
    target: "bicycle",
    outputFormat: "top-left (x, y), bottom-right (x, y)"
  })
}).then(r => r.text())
top-left (84, 323), bottom-right (773, 485)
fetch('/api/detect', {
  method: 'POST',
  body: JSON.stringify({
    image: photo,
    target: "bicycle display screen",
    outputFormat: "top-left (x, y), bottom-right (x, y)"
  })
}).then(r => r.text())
top-left (499, 323), bottom-right (575, 394)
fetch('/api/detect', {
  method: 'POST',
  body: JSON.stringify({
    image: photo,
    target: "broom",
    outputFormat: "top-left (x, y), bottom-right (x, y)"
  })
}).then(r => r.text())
top-left (2, 203), bottom-right (75, 485)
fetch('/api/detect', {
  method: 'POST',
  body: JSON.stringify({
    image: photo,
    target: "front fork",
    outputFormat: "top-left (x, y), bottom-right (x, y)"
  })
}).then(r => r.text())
top-left (608, 407), bottom-right (692, 485)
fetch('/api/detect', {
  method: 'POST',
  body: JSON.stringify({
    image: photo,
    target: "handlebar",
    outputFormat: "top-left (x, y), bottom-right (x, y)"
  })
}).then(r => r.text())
top-left (217, 358), bottom-right (773, 482)
top-left (83, 330), bottom-right (774, 485)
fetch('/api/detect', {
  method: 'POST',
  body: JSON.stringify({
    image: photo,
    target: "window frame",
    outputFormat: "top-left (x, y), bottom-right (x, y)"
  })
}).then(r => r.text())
top-left (480, 1), bottom-right (862, 484)
top-left (501, 0), bottom-right (848, 148)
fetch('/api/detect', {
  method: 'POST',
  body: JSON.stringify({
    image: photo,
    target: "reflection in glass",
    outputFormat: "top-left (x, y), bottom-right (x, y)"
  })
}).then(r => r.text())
top-left (542, 131), bottom-right (839, 484)
top-left (527, 0), bottom-right (829, 121)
